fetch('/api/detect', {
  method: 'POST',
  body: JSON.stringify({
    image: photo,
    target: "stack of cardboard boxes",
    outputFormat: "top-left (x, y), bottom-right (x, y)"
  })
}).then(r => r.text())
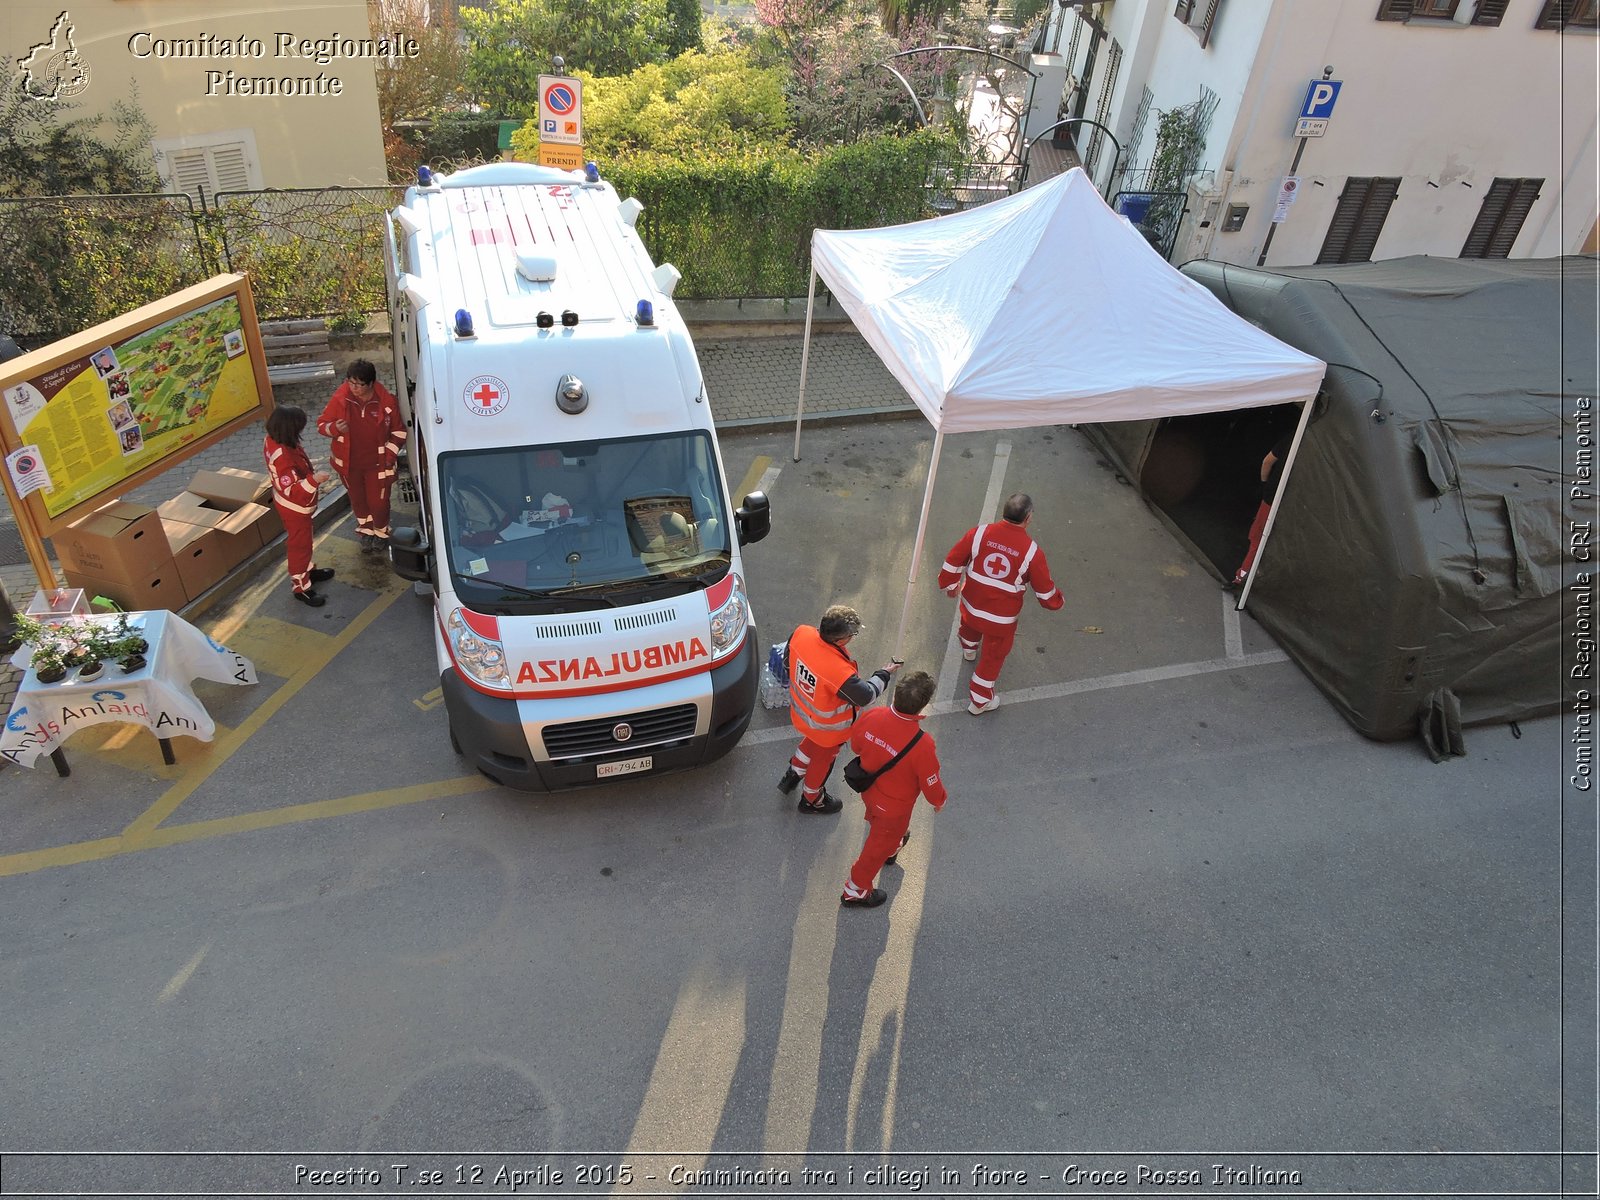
top-left (58, 469), bottom-right (283, 612)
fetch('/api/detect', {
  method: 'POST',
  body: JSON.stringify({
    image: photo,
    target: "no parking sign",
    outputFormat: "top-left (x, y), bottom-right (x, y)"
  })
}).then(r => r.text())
top-left (538, 74), bottom-right (583, 145)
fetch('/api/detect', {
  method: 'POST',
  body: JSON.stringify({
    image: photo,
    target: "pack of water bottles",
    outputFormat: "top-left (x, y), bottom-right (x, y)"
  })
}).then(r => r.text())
top-left (758, 641), bottom-right (790, 709)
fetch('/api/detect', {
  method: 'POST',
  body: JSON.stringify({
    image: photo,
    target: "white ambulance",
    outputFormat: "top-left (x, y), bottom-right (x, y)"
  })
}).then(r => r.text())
top-left (384, 161), bottom-right (771, 790)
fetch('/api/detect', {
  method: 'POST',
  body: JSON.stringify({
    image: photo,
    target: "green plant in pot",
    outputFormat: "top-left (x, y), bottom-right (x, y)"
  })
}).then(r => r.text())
top-left (74, 623), bottom-right (119, 683)
top-left (13, 614), bottom-right (70, 684)
top-left (112, 611), bottom-right (149, 657)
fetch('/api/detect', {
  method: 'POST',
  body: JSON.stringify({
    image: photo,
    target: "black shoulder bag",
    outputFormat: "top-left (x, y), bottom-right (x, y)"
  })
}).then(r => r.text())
top-left (842, 731), bottom-right (924, 794)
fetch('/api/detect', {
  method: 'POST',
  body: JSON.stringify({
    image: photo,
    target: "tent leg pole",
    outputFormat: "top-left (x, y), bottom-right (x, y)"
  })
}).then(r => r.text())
top-left (894, 429), bottom-right (944, 659)
top-left (1237, 395), bottom-right (1316, 610)
top-left (793, 264), bottom-right (819, 463)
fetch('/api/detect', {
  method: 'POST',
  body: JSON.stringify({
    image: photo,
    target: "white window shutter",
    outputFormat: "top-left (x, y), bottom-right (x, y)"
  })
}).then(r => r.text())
top-left (211, 144), bottom-right (251, 195)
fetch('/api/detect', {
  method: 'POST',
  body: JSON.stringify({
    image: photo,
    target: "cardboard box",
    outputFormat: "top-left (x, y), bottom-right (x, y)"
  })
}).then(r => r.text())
top-left (189, 467), bottom-right (271, 509)
top-left (161, 494), bottom-right (276, 560)
top-left (161, 518), bottom-right (231, 599)
top-left (63, 561), bottom-right (187, 614)
top-left (57, 500), bottom-right (172, 584)
top-left (240, 500), bottom-right (284, 547)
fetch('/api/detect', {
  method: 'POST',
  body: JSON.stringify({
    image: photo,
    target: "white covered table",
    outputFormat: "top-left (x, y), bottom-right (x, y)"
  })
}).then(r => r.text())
top-left (1, 610), bottom-right (256, 774)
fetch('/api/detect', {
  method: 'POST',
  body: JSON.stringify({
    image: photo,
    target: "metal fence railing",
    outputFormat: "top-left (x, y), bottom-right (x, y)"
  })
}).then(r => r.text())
top-left (211, 186), bottom-right (408, 326)
top-left (4, 157), bottom-right (1018, 344)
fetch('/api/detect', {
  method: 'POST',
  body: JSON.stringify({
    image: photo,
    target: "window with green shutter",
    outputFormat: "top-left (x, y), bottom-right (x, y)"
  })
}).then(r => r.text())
top-left (1316, 177), bottom-right (1402, 264)
top-left (1460, 178), bottom-right (1543, 257)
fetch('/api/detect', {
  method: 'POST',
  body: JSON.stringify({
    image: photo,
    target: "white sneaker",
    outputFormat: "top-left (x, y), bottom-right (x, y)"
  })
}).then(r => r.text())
top-left (967, 695), bottom-right (1001, 715)
top-left (961, 647), bottom-right (977, 662)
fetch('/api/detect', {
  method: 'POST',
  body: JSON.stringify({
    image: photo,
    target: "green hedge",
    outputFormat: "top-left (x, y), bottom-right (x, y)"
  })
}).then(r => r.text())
top-left (604, 128), bottom-right (961, 298)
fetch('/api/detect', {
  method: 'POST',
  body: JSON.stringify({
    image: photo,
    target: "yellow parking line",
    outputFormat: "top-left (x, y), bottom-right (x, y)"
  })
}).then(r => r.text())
top-left (735, 455), bottom-right (771, 507)
top-left (0, 774), bottom-right (495, 879)
top-left (121, 576), bottom-right (412, 841)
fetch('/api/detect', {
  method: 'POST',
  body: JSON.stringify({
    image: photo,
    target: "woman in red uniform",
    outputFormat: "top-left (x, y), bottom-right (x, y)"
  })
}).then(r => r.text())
top-left (263, 404), bottom-right (334, 607)
top-left (842, 670), bottom-right (947, 909)
top-left (317, 359), bottom-right (407, 554)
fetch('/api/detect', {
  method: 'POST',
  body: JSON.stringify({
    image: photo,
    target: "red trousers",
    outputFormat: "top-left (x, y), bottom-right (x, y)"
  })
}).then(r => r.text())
top-left (788, 736), bottom-right (845, 802)
top-left (958, 617), bottom-right (1017, 707)
top-left (279, 505), bottom-right (316, 593)
top-left (341, 467), bottom-right (393, 540)
top-left (1234, 500), bottom-right (1271, 583)
top-left (847, 800), bottom-right (912, 896)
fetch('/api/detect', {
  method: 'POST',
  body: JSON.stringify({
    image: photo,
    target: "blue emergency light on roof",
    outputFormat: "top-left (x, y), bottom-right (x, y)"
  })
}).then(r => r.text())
top-left (561, 310), bottom-right (579, 327)
top-left (454, 308), bottom-right (475, 338)
top-left (585, 162), bottom-right (600, 183)
top-left (417, 165), bottom-right (433, 186)
top-left (536, 311), bottom-right (554, 329)
top-left (636, 299), bottom-right (654, 327)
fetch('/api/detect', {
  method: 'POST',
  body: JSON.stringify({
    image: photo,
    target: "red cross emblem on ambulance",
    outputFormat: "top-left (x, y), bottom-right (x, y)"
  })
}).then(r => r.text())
top-left (463, 374), bottom-right (509, 417)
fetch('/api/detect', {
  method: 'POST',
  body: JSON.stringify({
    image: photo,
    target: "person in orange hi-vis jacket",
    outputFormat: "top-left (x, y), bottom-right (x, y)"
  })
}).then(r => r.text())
top-left (936, 492), bottom-right (1064, 715)
top-left (777, 604), bottom-right (900, 814)
top-left (316, 359), bottom-right (408, 555)
top-left (841, 669), bottom-right (946, 909)
top-left (263, 404), bottom-right (335, 607)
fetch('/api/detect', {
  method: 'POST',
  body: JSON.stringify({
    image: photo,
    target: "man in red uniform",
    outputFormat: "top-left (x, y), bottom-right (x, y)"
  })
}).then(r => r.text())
top-left (842, 669), bottom-right (946, 908)
top-left (777, 604), bottom-right (898, 814)
top-left (317, 359), bottom-right (408, 554)
top-left (937, 492), bottom-right (1063, 715)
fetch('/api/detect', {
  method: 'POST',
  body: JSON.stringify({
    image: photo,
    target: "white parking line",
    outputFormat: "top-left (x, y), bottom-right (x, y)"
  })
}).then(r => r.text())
top-left (740, 648), bottom-right (1290, 745)
top-left (1224, 593), bottom-right (1245, 660)
top-left (937, 439), bottom-right (1012, 705)
top-left (757, 465), bottom-right (782, 495)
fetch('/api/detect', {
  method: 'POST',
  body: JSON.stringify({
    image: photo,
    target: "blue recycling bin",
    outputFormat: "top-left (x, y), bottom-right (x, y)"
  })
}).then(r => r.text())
top-left (1116, 193), bottom-right (1155, 225)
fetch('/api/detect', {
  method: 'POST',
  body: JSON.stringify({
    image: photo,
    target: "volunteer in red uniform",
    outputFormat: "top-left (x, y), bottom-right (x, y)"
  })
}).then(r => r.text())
top-left (263, 404), bottom-right (334, 607)
top-left (317, 359), bottom-right (407, 554)
top-left (937, 492), bottom-right (1063, 715)
top-left (777, 604), bottom-right (899, 814)
top-left (842, 670), bottom-right (946, 909)
top-left (1230, 431), bottom-right (1294, 587)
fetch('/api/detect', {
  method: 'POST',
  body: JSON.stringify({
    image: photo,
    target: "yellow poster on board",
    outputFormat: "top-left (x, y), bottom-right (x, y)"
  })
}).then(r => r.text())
top-left (0, 275), bottom-right (272, 544)
top-left (537, 142), bottom-right (586, 171)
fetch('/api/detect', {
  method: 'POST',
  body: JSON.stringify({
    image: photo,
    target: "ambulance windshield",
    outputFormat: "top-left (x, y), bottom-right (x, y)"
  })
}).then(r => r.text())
top-left (439, 431), bottom-right (734, 610)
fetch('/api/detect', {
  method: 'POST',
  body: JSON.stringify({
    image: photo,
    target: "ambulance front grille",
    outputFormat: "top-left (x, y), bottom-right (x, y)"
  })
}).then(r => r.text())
top-left (615, 607), bottom-right (678, 631)
top-left (536, 618), bottom-right (605, 638)
top-left (542, 703), bottom-right (698, 759)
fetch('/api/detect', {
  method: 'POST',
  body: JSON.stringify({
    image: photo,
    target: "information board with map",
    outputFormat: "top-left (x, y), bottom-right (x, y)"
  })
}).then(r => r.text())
top-left (0, 275), bottom-right (272, 542)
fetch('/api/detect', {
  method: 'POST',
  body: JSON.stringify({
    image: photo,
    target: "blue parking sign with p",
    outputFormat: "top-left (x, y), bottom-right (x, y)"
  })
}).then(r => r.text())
top-left (1300, 79), bottom-right (1341, 120)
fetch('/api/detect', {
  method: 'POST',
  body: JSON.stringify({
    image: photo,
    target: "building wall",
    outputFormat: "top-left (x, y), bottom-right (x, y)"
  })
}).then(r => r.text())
top-left (1050, 0), bottom-right (1597, 268)
top-left (7, 0), bottom-right (388, 193)
top-left (1203, 0), bottom-right (1598, 266)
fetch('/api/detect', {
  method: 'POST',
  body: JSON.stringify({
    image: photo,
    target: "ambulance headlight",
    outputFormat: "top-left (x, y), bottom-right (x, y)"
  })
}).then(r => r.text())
top-left (446, 607), bottom-right (510, 689)
top-left (708, 573), bottom-right (749, 661)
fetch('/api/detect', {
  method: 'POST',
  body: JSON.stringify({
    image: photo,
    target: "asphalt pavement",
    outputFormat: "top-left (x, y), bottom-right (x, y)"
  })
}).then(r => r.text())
top-left (0, 388), bottom-right (1590, 1191)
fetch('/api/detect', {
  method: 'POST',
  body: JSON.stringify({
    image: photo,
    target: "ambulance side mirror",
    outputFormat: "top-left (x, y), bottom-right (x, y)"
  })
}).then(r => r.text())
top-left (735, 491), bottom-right (771, 545)
top-left (389, 525), bottom-right (432, 582)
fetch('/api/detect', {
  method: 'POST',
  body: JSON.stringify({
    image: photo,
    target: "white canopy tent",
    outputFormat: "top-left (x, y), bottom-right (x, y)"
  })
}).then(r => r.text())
top-left (790, 168), bottom-right (1328, 651)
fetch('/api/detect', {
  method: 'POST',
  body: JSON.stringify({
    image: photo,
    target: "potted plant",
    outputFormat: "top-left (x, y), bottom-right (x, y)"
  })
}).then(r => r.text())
top-left (13, 614), bottom-right (70, 684)
top-left (110, 615), bottom-right (149, 673)
top-left (73, 623), bottom-right (118, 683)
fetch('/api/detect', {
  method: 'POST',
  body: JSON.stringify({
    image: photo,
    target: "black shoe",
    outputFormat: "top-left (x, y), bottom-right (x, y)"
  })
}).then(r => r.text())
top-left (841, 888), bottom-right (888, 908)
top-left (884, 831), bottom-right (910, 866)
top-left (798, 791), bottom-right (843, 815)
top-left (293, 589), bottom-right (327, 607)
top-left (308, 567), bottom-right (335, 583)
top-left (777, 766), bottom-right (803, 795)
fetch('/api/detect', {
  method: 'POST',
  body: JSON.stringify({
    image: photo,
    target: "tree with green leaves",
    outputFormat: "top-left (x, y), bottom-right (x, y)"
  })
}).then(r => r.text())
top-left (513, 49), bottom-right (789, 160)
top-left (461, 0), bottom-right (675, 116)
top-left (0, 61), bottom-right (159, 196)
top-left (365, 0), bottom-right (471, 180)
top-left (666, 0), bottom-right (704, 57)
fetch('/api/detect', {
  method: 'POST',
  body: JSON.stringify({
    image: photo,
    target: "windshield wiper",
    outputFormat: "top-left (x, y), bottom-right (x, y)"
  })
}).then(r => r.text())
top-left (451, 571), bottom-right (549, 601)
